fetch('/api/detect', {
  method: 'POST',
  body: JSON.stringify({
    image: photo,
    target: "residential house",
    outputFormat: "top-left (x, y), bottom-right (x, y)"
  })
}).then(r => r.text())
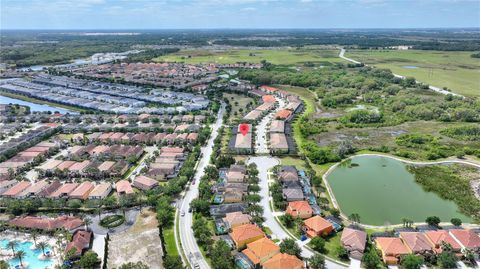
top-left (262, 253), bottom-right (304, 269)
top-left (50, 183), bottom-right (79, 199)
top-left (341, 228), bottom-right (367, 259)
top-left (37, 180), bottom-right (62, 198)
top-left (279, 166), bottom-right (298, 182)
top-left (424, 230), bottom-right (462, 254)
top-left (274, 110), bottom-right (292, 120)
top-left (69, 182), bottom-right (94, 200)
top-left (303, 216), bottom-right (334, 238)
top-left (399, 232), bottom-right (434, 255)
top-left (242, 238), bottom-right (280, 266)
top-left (234, 133), bottom-right (253, 154)
top-left (375, 237), bottom-right (411, 265)
top-left (223, 211), bottom-right (252, 229)
top-left (285, 201), bottom-right (313, 219)
top-left (449, 229), bottom-right (480, 252)
top-left (88, 182), bottom-right (112, 199)
top-left (269, 120), bottom-right (285, 133)
top-left (8, 215), bottom-right (83, 232)
top-left (282, 188), bottom-right (304, 202)
top-left (269, 133), bottom-right (288, 154)
top-left (230, 223), bottom-right (265, 249)
top-left (1, 181), bottom-right (31, 198)
top-left (65, 230), bottom-right (92, 258)
top-left (133, 175), bottom-right (158, 190)
top-left (0, 180), bottom-right (17, 195)
top-left (115, 180), bottom-right (134, 196)
top-left (224, 190), bottom-right (243, 203)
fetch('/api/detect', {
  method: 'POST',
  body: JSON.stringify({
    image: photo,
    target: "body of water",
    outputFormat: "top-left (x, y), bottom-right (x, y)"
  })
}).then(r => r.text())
top-left (326, 155), bottom-right (472, 226)
top-left (1, 239), bottom-right (53, 269)
top-left (0, 95), bottom-right (75, 114)
top-left (402, 65), bottom-right (419, 69)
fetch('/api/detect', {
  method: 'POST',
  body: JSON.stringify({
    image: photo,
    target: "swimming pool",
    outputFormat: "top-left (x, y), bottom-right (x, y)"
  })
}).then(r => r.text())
top-left (1, 239), bottom-right (53, 269)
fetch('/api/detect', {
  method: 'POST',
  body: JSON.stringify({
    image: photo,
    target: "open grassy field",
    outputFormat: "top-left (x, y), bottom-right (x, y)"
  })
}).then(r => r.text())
top-left (346, 50), bottom-right (480, 97)
top-left (155, 48), bottom-right (344, 65)
top-left (224, 92), bottom-right (256, 124)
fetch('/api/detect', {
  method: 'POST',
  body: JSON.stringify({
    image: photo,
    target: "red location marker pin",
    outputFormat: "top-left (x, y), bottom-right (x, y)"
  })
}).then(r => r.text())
top-left (239, 123), bottom-right (249, 136)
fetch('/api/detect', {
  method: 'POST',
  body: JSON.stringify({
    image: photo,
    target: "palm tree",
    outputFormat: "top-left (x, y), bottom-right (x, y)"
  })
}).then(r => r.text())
top-left (348, 213), bottom-right (361, 224)
top-left (83, 218), bottom-right (92, 231)
top-left (7, 240), bottom-right (17, 255)
top-left (31, 230), bottom-right (38, 245)
top-left (37, 241), bottom-right (49, 256)
top-left (15, 250), bottom-right (26, 267)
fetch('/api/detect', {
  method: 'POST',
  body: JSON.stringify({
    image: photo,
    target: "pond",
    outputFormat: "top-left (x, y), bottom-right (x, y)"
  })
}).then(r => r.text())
top-left (402, 65), bottom-right (419, 69)
top-left (0, 95), bottom-right (76, 114)
top-left (326, 155), bottom-right (472, 226)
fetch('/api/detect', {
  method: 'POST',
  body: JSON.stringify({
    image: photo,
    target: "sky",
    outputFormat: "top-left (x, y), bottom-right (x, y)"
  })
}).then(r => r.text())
top-left (1, 0), bottom-right (479, 29)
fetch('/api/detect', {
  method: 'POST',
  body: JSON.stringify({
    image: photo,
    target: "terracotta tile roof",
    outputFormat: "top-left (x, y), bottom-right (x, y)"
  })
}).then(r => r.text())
top-left (88, 183), bottom-right (112, 198)
top-left (261, 85), bottom-right (279, 92)
top-left (341, 228), bottom-right (367, 253)
top-left (8, 215), bottom-right (83, 231)
top-left (39, 159), bottom-right (63, 170)
top-left (223, 211), bottom-right (251, 228)
top-left (270, 133), bottom-right (288, 149)
top-left (66, 230), bottom-right (92, 257)
top-left (242, 237), bottom-right (279, 265)
top-left (50, 183), bottom-right (79, 198)
top-left (304, 216), bottom-right (334, 234)
top-left (235, 133), bottom-right (252, 149)
top-left (400, 232), bottom-right (433, 253)
top-left (57, 161), bottom-right (76, 170)
top-left (97, 161), bottom-right (116, 172)
top-left (115, 180), bottom-right (134, 195)
top-left (2, 181), bottom-right (31, 197)
top-left (262, 95), bottom-right (276, 103)
top-left (161, 147), bottom-right (184, 153)
top-left (262, 253), bottom-right (304, 269)
top-left (229, 224), bottom-right (265, 244)
top-left (69, 182), bottom-right (94, 199)
top-left (286, 201), bottom-right (313, 217)
top-left (274, 109), bottom-right (292, 120)
top-left (450, 229), bottom-right (480, 249)
top-left (425, 231), bottom-right (462, 253)
top-left (375, 237), bottom-right (411, 256)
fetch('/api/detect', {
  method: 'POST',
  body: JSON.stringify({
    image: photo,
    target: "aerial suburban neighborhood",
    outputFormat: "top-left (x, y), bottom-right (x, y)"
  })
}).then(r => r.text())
top-left (1, 1), bottom-right (480, 269)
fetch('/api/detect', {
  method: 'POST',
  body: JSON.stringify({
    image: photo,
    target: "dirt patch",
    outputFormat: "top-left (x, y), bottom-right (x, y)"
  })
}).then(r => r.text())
top-left (107, 208), bottom-right (163, 269)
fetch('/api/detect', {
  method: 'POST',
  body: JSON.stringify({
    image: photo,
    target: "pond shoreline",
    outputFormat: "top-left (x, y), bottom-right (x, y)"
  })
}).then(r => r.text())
top-left (322, 153), bottom-right (480, 228)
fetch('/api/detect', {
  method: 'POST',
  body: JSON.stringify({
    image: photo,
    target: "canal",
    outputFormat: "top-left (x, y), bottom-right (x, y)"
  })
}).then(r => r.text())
top-left (0, 95), bottom-right (76, 114)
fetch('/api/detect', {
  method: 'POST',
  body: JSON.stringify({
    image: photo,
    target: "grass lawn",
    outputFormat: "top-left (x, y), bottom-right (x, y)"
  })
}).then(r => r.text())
top-left (163, 226), bottom-right (179, 256)
top-left (154, 48), bottom-right (345, 65)
top-left (0, 91), bottom-right (88, 113)
top-left (323, 233), bottom-right (350, 263)
top-left (345, 49), bottom-right (480, 97)
top-left (224, 92), bottom-right (256, 124)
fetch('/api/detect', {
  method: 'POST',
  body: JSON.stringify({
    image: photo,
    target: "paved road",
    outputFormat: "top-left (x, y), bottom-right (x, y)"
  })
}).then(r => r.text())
top-left (339, 48), bottom-right (462, 97)
top-left (254, 97), bottom-right (286, 154)
top-left (178, 103), bottom-right (225, 269)
top-left (247, 103), bottom-right (350, 269)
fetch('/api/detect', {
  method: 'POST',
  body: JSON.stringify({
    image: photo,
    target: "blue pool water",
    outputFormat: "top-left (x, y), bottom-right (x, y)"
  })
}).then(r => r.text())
top-left (1, 239), bottom-right (53, 269)
top-left (402, 65), bottom-right (419, 69)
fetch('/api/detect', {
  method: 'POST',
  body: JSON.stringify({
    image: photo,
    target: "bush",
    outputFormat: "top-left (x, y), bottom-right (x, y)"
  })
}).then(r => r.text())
top-left (99, 214), bottom-right (125, 228)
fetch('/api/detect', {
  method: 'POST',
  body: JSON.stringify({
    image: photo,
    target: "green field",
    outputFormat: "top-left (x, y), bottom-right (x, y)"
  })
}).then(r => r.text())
top-left (155, 48), bottom-right (344, 65)
top-left (346, 50), bottom-right (480, 97)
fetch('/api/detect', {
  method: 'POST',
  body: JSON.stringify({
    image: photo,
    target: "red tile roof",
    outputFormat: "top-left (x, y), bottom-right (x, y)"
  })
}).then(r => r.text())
top-left (8, 216), bottom-right (83, 231)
